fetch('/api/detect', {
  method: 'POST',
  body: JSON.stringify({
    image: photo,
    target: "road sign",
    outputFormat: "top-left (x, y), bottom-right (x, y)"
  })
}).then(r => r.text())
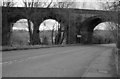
top-left (77, 35), bottom-right (82, 38)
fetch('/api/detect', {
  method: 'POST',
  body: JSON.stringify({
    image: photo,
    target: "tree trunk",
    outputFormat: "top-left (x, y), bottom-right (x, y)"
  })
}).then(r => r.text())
top-left (32, 23), bottom-right (41, 45)
top-left (60, 32), bottom-right (65, 44)
top-left (27, 19), bottom-right (33, 45)
top-left (55, 27), bottom-right (61, 44)
top-left (51, 29), bottom-right (54, 44)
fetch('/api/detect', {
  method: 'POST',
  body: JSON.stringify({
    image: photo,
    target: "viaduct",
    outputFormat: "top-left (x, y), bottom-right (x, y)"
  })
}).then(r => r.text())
top-left (1, 7), bottom-right (120, 46)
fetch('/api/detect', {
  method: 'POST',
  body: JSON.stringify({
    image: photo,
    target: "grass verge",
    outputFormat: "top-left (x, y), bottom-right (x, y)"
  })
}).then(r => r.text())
top-left (112, 48), bottom-right (120, 77)
top-left (114, 48), bottom-right (120, 77)
top-left (118, 49), bottom-right (120, 76)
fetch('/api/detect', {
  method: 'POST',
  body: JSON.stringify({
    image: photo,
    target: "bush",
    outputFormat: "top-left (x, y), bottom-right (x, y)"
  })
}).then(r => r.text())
top-left (42, 36), bottom-right (49, 45)
top-left (10, 30), bottom-right (29, 46)
top-left (92, 30), bottom-right (115, 44)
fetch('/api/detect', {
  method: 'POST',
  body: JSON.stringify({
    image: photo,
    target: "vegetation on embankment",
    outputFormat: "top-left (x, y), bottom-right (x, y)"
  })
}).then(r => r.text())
top-left (113, 48), bottom-right (120, 77)
top-left (9, 30), bottom-right (116, 46)
top-left (118, 49), bottom-right (120, 76)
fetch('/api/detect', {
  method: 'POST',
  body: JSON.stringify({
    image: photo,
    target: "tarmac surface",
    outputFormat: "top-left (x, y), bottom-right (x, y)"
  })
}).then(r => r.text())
top-left (1, 44), bottom-right (117, 77)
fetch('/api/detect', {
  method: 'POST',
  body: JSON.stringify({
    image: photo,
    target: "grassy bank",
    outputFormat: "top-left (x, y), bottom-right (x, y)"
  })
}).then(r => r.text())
top-left (118, 49), bottom-right (120, 76)
top-left (112, 48), bottom-right (120, 77)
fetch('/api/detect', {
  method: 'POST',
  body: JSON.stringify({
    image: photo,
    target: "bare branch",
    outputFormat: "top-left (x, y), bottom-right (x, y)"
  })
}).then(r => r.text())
top-left (100, 0), bottom-right (120, 11)
top-left (2, 0), bottom-right (15, 7)
top-left (46, 0), bottom-right (53, 8)
top-left (99, 0), bottom-right (120, 43)
top-left (52, 0), bottom-right (75, 8)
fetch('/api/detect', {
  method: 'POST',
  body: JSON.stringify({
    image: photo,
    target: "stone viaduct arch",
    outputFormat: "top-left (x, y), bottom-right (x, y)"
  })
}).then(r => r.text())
top-left (1, 7), bottom-right (120, 46)
top-left (80, 13), bottom-right (119, 43)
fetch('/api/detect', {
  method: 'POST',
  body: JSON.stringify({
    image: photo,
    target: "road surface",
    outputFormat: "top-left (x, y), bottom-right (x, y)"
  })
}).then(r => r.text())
top-left (2, 45), bottom-right (115, 77)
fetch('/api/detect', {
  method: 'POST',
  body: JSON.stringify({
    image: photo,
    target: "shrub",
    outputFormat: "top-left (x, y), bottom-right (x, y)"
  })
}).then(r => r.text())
top-left (10, 30), bottom-right (29, 46)
top-left (42, 36), bottom-right (49, 45)
top-left (93, 30), bottom-right (115, 44)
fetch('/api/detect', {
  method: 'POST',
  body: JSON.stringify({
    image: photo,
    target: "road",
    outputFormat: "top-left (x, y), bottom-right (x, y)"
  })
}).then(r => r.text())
top-left (2, 44), bottom-right (115, 77)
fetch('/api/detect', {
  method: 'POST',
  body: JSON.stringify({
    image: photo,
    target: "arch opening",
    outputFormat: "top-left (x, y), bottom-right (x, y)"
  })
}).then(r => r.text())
top-left (93, 22), bottom-right (118, 44)
top-left (10, 19), bottom-right (33, 46)
top-left (39, 19), bottom-right (66, 45)
top-left (80, 17), bottom-right (119, 44)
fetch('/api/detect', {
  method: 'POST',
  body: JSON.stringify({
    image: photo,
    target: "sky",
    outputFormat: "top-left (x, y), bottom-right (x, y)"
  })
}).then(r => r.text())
top-left (9, 0), bottom-right (116, 31)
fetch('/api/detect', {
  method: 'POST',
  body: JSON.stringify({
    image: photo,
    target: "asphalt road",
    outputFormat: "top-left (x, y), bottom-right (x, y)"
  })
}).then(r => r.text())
top-left (2, 45), bottom-right (115, 77)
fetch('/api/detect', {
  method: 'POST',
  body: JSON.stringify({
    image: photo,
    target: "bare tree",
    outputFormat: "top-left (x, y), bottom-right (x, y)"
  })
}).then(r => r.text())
top-left (37, 0), bottom-right (75, 45)
top-left (22, 0), bottom-right (35, 45)
top-left (52, 0), bottom-right (75, 8)
top-left (107, 0), bottom-right (120, 11)
top-left (51, 22), bottom-right (56, 44)
top-left (2, 0), bottom-right (16, 46)
top-left (100, 0), bottom-right (120, 47)
top-left (2, 0), bottom-right (15, 7)
top-left (22, 0), bottom-right (75, 45)
top-left (51, 0), bottom-right (75, 44)
top-left (22, 0), bottom-right (54, 45)
top-left (100, 0), bottom-right (120, 11)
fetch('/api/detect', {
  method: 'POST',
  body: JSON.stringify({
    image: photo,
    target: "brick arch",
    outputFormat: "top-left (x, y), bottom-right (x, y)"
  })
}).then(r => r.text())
top-left (2, 12), bottom-right (35, 45)
top-left (31, 11), bottom-right (68, 45)
top-left (2, 7), bottom-right (119, 45)
top-left (81, 15), bottom-right (119, 32)
top-left (7, 15), bottom-right (27, 33)
top-left (8, 14), bottom-right (26, 23)
top-left (80, 15), bottom-right (119, 44)
top-left (32, 11), bottom-right (68, 34)
top-left (84, 17), bottom-right (103, 32)
top-left (36, 11), bottom-right (68, 28)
